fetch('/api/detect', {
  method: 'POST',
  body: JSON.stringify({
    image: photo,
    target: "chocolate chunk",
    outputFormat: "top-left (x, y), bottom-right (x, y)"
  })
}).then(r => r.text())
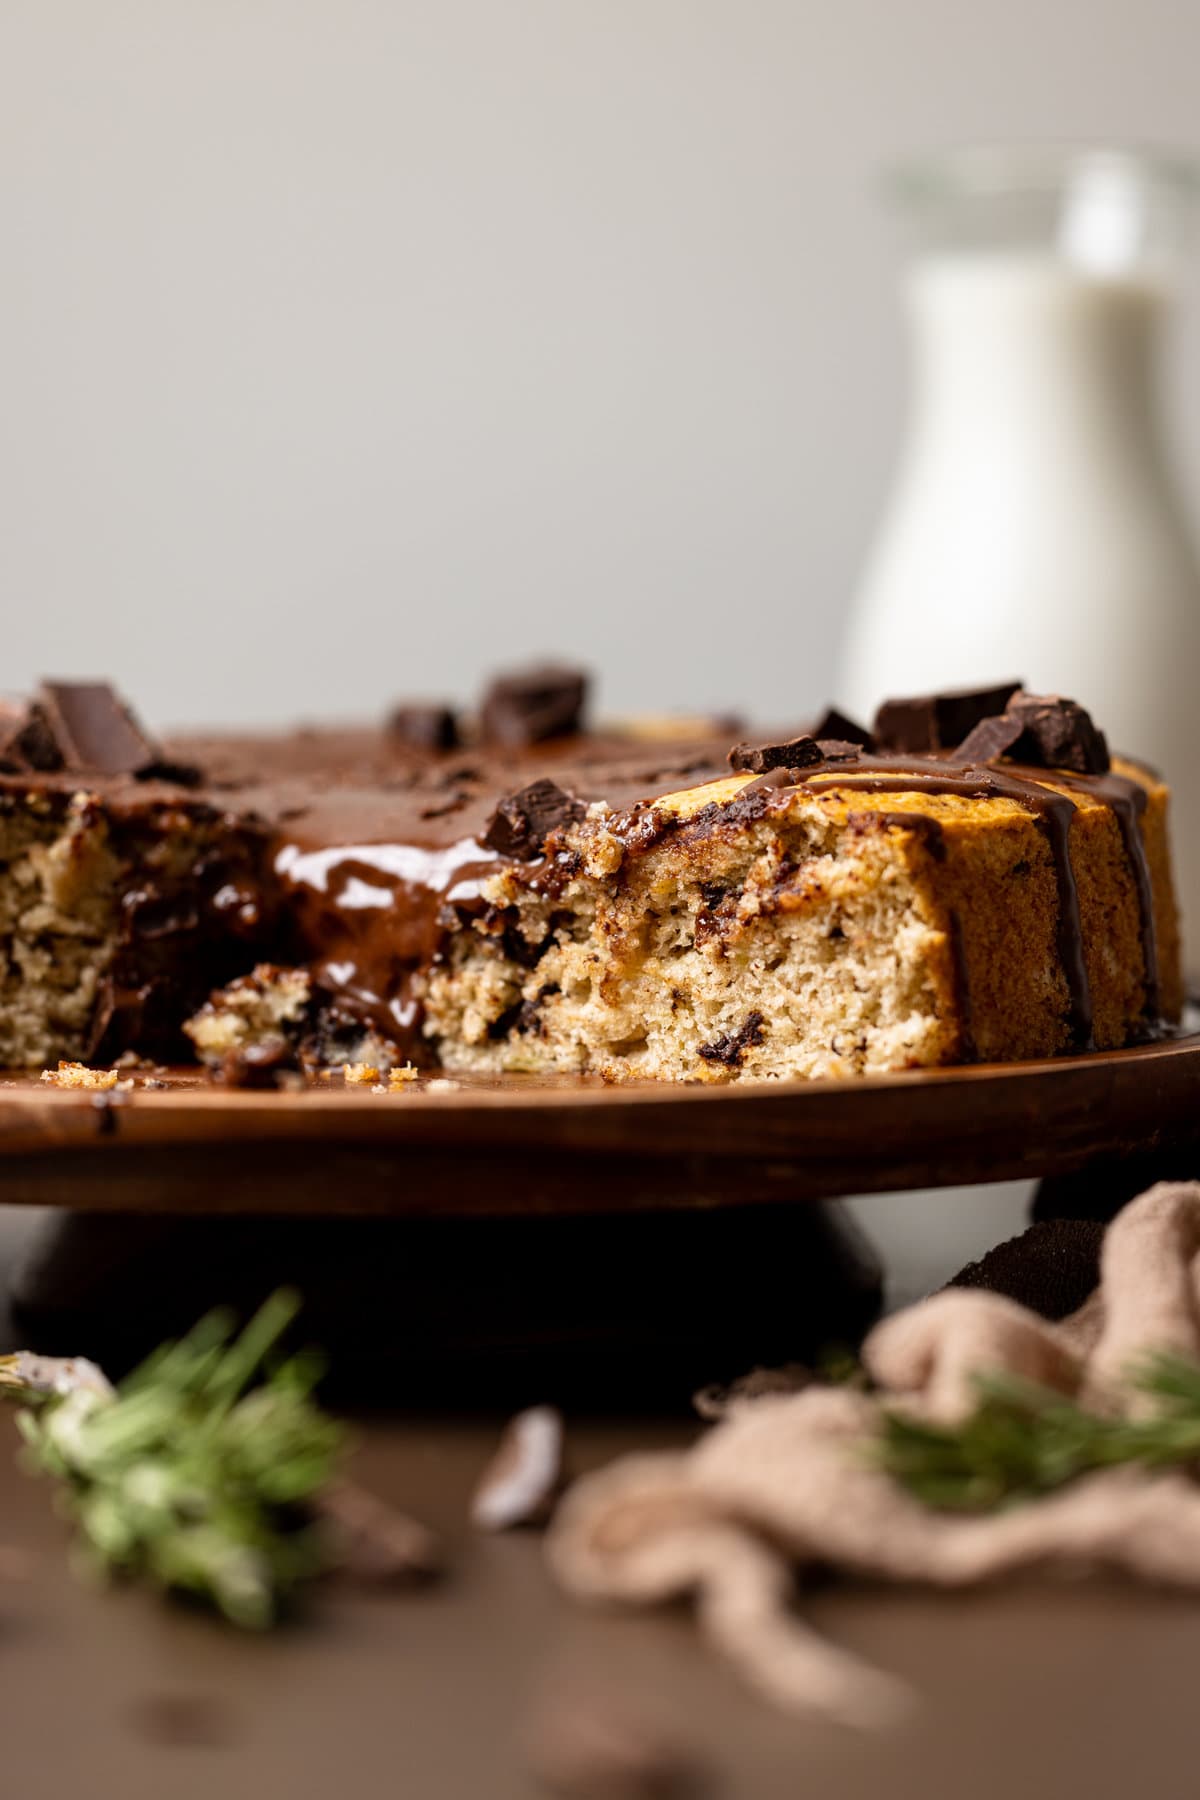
top-left (955, 712), bottom-right (1027, 763)
top-left (811, 707), bottom-right (873, 749)
top-left (814, 739), bottom-right (862, 764)
top-left (38, 681), bottom-right (160, 775)
top-left (215, 1036), bottom-right (294, 1089)
top-left (873, 681), bottom-right (1023, 753)
top-left (1005, 692), bottom-right (1110, 775)
top-left (317, 1479), bottom-right (443, 1584)
top-left (698, 1011), bottom-right (765, 1067)
top-left (483, 778), bottom-right (586, 860)
top-left (728, 735), bottom-right (823, 774)
top-left (388, 703), bottom-right (460, 752)
top-left (480, 665), bottom-right (588, 746)
top-left (946, 1217), bottom-right (1104, 1322)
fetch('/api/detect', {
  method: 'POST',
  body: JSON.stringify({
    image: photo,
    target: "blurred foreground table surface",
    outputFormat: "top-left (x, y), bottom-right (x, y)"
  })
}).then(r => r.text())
top-left (3, 1203), bottom-right (1200, 1799)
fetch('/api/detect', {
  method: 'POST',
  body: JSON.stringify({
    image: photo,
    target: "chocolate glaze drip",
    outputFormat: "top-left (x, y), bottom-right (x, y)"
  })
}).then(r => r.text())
top-left (1060, 769), bottom-right (1159, 1020)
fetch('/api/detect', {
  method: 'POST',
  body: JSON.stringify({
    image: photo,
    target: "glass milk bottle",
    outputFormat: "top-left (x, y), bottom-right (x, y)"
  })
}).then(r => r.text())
top-left (839, 148), bottom-right (1200, 962)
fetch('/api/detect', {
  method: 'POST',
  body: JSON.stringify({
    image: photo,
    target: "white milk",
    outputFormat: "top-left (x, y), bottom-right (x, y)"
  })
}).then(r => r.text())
top-left (840, 254), bottom-right (1200, 957)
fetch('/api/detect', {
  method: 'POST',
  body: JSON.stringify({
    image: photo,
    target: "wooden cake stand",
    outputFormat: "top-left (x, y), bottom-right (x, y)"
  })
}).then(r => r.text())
top-left (2, 1009), bottom-right (1197, 1400)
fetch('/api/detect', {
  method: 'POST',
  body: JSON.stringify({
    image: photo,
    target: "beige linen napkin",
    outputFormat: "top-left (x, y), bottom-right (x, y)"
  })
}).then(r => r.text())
top-left (547, 1181), bottom-right (1200, 1725)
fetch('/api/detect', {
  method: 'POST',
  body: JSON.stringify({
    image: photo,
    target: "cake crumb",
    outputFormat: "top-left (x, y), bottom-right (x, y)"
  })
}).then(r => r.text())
top-left (388, 1064), bottom-right (420, 1089)
top-left (40, 1062), bottom-right (119, 1091)
top-left (343, 1062), bottom-right (380, 1085)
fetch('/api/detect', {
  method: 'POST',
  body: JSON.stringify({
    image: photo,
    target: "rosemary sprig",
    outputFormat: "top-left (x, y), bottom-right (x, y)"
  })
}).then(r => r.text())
top-left (5, 1290), bottom-right (343, 1627)
top-left (879, 1353), bottom-right (1200, 1511)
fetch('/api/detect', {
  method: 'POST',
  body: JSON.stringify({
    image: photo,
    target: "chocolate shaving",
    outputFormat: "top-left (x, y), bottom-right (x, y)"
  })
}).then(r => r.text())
top-left (388, 703), bottom-right (460, 752)
top-left (873, 681), bottom-right (1023, 754)
top-left (471, 1405), bottom-right (565, 1531)
top-left (317, 1479), bottom-right (443, 1584)
top-left (811, 706), bottom-right (873, 749)
top-left (728, 735), bottom-right (822, 775)
top-left (480, 664), bottom-right (588, 746)
top-left (1006, 691), bottom-right (1111, 775)
top-left (482, 778), bottom-right (586, 860)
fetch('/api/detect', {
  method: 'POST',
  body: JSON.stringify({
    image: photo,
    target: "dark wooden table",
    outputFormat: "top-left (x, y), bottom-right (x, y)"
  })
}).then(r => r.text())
top-left (2, 1195), bottom-right (1200, 1800)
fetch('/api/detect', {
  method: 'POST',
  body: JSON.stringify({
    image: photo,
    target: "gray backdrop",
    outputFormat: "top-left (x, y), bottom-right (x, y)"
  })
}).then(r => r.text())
top-left (4, 1), bottom-right (1199, 731)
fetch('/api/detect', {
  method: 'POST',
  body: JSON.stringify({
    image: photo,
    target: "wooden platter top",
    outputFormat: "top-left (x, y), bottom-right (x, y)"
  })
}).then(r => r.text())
top-left (0, 1002), bottom-right (1195, 1216)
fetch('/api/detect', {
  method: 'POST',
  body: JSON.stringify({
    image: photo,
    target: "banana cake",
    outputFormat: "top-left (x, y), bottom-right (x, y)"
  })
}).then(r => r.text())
top-left (0, 671), bottom-right (1181, 1083)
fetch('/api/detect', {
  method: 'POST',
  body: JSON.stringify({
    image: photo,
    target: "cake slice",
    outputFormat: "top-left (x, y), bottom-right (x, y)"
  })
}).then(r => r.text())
top-left (422, 745), bottom-right (1180, 1080)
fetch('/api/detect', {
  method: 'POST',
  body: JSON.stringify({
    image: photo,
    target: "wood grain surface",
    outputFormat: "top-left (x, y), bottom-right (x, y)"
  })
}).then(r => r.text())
top-left (0, 1006), bottom-right (1196, 1215)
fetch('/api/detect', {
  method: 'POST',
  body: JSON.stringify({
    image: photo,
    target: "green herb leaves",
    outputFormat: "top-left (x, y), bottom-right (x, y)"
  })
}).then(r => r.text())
top-left (9, 1290), bottom-right (343, 1627)
top-left (879, 1354), bottom-right (1200, 1511)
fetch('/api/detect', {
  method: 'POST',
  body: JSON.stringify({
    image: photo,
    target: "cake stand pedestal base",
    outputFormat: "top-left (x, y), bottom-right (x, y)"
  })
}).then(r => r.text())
top-left (8, 1199), bottom-right (883, 1408)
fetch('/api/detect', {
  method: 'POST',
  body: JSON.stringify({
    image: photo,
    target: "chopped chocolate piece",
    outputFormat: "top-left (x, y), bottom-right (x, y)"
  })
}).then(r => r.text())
top-left (728, 735), bottom-right (822, 774)
top-left (388, 703), bottom-right (460, 752)
top-left (38, 681), bottom-right (160, 776)
top-left (955, 712), bottom-right (1027, 763)
top-left (698, 1011), bottom-right (765, 1067)
top-left (815, 739), bottom-right (862, 764)
top-left (1006, 691), bottom-right (1110, 775)
top-left (524, 1694), bottom-right (706, 1799)
top-left (873, 681), bottom-right (1023, 753)
top-left (214, 1035), bottom-right (293, 1089)
top-left (0, 698), bottom-right (64, 772)
top-left (480, 664), bottom-right (588, 746)
top-left (483, 778), bottom-right (586, 860)
top-left (811, 707), bottom-right (873, 750)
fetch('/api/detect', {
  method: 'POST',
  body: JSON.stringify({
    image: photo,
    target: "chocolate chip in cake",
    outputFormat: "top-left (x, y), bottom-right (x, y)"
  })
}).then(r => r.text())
top-left (483, 778), bottom-right (586, 860)
top-left (1005, 691), bottom-right (1111, 775)
top-left (388, 703), bottom-right (460, 752)
top-left (811, 706), bottom-right (874, 750)
top-left (728, 735), bottom-right (823, 774)
top-left (697, 1011), bottom-right (765, 1067)
top-left (814, 739), bottom-right (863, 764)
top-left (37, 681), bottom-right (162, 776)
top-left (873, 681), bottom-right (1023, 753)
top-left (480, 664), bottom-right (588, 746)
